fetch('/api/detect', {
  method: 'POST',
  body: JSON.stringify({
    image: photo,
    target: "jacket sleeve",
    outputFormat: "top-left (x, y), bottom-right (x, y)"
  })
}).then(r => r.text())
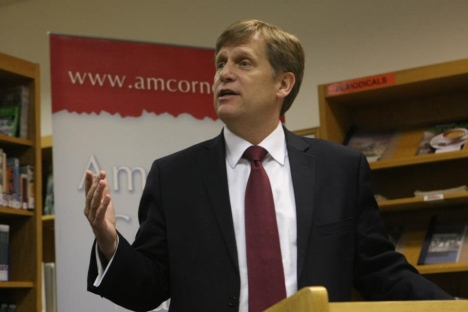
top-left (87, 160), bottom-right (171, 311)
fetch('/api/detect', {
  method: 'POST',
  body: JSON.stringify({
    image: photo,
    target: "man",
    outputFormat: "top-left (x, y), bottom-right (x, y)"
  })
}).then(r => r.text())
top-left (85, 19), bottom-right (453, 312)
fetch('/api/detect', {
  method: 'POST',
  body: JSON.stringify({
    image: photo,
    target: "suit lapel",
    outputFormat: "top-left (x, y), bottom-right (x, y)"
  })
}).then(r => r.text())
top-left (285, 129), bottom-right (317, 281)
top-left (197, 130), bottom-right (317, 278)
top-left (198, 132), bottom-right (239, 271)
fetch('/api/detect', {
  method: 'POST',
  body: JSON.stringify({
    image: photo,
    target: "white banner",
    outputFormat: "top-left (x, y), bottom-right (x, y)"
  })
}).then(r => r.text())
top-left (50, 34), bottom-right (222, 311)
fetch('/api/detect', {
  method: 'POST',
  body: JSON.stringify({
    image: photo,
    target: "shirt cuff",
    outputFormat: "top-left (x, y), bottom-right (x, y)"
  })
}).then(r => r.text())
top-left (93, 235), bottom-right (119, 287)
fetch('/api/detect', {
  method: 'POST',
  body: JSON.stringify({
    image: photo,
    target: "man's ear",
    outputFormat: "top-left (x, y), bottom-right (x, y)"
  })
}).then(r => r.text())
top-left (277, 72), bottom-right (295, 99)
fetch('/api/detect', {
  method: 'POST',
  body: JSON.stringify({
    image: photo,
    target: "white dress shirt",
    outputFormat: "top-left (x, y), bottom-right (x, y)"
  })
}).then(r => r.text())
top-left (224, 122), bottom-right (298, 312)
top-left (95, 122), bottom-right (298, 311)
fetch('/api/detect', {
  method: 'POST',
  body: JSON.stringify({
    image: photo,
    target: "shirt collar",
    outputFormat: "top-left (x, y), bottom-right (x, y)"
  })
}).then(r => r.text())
top-left (224, 122), bottom-right (286, 169)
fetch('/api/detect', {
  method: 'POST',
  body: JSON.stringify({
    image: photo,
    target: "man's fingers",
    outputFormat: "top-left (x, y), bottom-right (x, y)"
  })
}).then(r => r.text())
top-left (95, 194), bottom-right (111, 224)
top-left (84, 170), bottom-right (94, 194)
top-left (89, 180), bottom-right (106, 217)
top-left (84, 171), bottom-right (107, 219)
top-left (84, 171), bottom-right (95, 217)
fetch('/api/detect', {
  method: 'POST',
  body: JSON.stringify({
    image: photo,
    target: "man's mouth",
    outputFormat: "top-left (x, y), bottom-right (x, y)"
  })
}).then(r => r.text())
top-left (218, 89), bottom-right (238, 98)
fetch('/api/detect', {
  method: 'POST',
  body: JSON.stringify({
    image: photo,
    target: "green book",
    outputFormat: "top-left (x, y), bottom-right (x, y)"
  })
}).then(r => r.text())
top-left (0, 107), bottom-right (19, 137)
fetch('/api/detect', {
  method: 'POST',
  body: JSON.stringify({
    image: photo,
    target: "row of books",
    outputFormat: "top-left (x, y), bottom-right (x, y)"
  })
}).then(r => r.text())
top-left (1, 231), bottom-right (56, 312)
top-left (344, 120), bottom-right (468, 162)
top-left (0, 85), bottom-right (29, 139)
top-left (388, 215), bottom-right (468, 265)
top-left (0, 148), bottom-right (34, 210)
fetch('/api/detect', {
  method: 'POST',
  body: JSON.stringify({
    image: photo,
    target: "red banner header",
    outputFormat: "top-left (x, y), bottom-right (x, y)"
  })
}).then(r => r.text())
top-left (50, 35), bottom-right (217, 119)
top-left (326, 73), bottom-right (395, 96)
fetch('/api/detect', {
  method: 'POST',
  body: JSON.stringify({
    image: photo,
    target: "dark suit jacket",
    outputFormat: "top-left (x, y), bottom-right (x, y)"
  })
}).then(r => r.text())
top-left (88, 128), bottom-right (452, 311)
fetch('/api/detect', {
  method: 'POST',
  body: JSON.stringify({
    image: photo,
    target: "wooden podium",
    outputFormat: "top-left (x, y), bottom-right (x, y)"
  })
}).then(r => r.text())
top-left (266, 287), bottom-right (468, 312)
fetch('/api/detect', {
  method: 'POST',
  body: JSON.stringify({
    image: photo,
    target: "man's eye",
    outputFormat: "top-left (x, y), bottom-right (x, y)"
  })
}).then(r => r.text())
top-left (239, 60), bottom-right (250, 66)
top-left (216, 62), bottom-right (225, 70)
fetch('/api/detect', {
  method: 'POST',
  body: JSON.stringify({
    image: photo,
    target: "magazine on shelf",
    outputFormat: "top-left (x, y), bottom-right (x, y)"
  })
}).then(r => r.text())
top-left (343, 126), bottom-right (396, 162)
top-left (416, 120), bottom-right (468, 155)
top-left (418, 215), bottom-right (468, 265)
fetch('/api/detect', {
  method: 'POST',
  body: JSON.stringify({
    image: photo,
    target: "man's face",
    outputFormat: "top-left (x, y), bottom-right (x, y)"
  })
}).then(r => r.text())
top-left (213, 33), bottom-right (283, 128)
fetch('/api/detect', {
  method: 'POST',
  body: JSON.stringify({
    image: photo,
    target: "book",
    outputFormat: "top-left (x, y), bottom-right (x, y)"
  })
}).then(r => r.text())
top-left (416, 120), bottom-right (468, 155)
top-left (6, 158), bottom-right (20, 209)
top-left (1, 152), bottom-right (6, 207)
top-left (418, 215), bottom-right (468, 265)
top-left (0, 85), bottom-right (29, 139)
top-left (19, 165), bottom-right (34, 210)
top-left (44, 262), bottom-right (57, 312)
top-left (0, 224), bottom-right (10, 281)
top-left (343, 126), bottom-right (396, 162)
top-left (0, 149), bottom-right (3, 206)
top-left (0, 107), bottom-right (19, 138)
top-left (43, 172), bottom-right (54, 215)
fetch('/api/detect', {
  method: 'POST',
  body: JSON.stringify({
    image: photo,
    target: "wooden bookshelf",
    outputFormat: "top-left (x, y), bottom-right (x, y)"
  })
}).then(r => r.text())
top-left (0, 51), bottom-right (42, 311)
top-left (318, 57), bottom-right (468, 299)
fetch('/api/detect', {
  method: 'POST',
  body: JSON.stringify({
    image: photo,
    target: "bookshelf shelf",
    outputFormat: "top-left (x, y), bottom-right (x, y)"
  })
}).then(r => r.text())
top-left (319, 57), bottom-right (468, 299)
top-left (0, 281), bottom-right (34, 289)
top-left (370, 149), bottom-right (468, 170)
top-left (0, 207), bottom-right (34, 217)
top-left (0, 51), bottom-right (42, 311)
top-left (41, 214), bottom-right (54, 222)
top-left (0, 134), bottom-right (33, 147)
top-left (417, 262), bottom-right (468, 275)
top-left (378, 192), bottom-right (468, 213)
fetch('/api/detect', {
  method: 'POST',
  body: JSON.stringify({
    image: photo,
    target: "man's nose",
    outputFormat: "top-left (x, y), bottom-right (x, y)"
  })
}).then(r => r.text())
top-left (218, 62), bottom-right (236, 82)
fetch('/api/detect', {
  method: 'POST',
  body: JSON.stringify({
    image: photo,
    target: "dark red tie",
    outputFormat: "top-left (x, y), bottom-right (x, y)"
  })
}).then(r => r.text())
top-left (243, 146), bottom-right (286, 312)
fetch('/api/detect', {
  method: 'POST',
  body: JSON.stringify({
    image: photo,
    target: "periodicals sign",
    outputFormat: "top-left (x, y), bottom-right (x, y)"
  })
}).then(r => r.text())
top-left (326, 73), bottom-right (395, 96)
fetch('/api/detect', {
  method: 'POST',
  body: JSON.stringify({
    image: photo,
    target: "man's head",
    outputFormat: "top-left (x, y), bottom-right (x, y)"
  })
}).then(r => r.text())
top-left (216, 19), bottom-right (305, 116)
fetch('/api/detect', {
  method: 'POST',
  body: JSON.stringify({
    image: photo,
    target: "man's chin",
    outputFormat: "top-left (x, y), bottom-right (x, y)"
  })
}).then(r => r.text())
top-left (216, 105), bottom-right (238, 122)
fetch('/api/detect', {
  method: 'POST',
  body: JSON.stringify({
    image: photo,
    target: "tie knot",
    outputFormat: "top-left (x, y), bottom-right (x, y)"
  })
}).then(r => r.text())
top-left (243, 146), bottom-right (268, 162)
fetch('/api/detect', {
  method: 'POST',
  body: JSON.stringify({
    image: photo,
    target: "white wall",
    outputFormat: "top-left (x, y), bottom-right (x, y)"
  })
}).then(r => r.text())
top-left (1, 0), bottom-right (468, 136)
